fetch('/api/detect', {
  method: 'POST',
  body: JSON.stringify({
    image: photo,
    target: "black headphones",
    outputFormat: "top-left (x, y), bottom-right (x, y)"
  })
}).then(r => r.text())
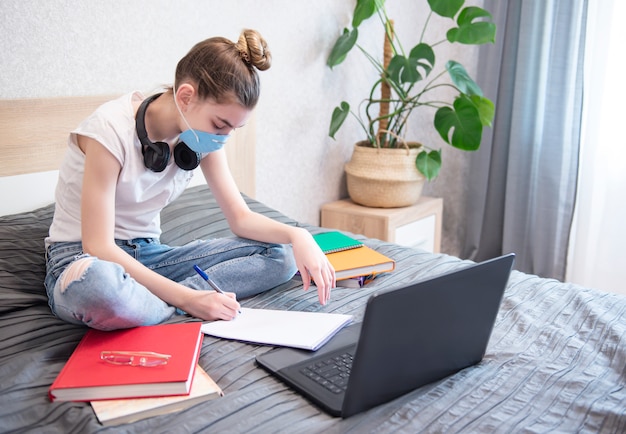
top-left (135, 93), bottom-right (201, 172)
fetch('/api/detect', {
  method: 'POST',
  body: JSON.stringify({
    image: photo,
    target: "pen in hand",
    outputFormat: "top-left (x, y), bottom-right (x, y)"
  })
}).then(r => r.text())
top-left (193, 265), bottom-right (241, 314)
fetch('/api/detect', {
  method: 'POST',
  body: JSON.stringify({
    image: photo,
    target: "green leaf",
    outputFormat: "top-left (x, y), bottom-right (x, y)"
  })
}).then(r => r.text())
top-left (428, 0), bottom-right (464, 18)
top-left (457, 5), bottom-right (493, 24)
top-left (387, 55), bottom-right (419, 85)
top-left (327, 28), bottom-right (359, 68)
top-left (434, 96), bottom-right (483, 150)
top-left (409, 43), bottom-right (435, 79)
top-left (416, 149), bottom-right (442, 180)
top-left (329, 101), bottom-right (350, 139)
top-left (470, 95), bottom-right (495, 127)
top-left (446, 61), bottom-right (483, 96)
top-left (447, 6), bottom-right (496, 44)
top-left (353, 0), bottom-right (385, 28)
top-left (386, 43), bottom-right (435, 86)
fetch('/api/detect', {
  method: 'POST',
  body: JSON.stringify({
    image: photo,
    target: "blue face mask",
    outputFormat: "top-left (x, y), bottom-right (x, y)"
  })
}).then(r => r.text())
top-left (179, 129), bottom-right (229, 154)
top-left (174, 86), bottom-right (231, 154)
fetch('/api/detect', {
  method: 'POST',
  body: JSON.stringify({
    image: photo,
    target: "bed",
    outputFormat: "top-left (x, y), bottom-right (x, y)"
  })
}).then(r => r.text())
top-left (1, 96), bottom-right (625, 433)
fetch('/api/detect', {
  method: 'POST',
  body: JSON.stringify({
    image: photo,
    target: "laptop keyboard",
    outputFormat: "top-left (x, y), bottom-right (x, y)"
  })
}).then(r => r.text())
top-left (300, 352), bottom-right (354, 394)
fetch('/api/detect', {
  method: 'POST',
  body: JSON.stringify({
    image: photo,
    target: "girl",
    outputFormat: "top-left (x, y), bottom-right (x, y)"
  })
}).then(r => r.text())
top-left (44, 29), bottom-right (335, 330)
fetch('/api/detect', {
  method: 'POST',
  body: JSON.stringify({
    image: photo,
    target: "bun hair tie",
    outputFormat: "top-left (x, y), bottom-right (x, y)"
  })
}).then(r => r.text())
top-left (239, 49), bottom-right (251, 64)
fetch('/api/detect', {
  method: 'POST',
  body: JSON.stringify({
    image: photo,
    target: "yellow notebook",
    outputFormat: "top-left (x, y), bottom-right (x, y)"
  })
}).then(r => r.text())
top-left (326, 245), bottom-right (395, 279)
top-left (91, 365), bottom-right (222, 426)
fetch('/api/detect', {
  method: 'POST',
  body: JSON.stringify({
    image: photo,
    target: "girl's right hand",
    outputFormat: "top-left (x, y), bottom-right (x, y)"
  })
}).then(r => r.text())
top-left (181, 289), bottom-right (241, 321)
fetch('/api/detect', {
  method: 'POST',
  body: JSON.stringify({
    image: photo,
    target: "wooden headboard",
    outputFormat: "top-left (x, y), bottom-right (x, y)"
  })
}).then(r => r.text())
top-left (0, 96), bottom-right (256, 215)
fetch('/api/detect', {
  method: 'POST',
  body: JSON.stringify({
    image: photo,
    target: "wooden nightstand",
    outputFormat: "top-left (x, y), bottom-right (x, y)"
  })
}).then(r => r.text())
top-left (320, 197), bottom-right (443, 253)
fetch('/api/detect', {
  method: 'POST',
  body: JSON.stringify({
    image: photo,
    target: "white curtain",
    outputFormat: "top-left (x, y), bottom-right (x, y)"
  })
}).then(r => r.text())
top-left (566, 0), bottom-right (626, 295)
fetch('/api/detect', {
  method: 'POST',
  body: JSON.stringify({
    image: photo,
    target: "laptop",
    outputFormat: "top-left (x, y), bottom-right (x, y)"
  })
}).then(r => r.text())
top-left (256, 254), bottom-right (515, 418)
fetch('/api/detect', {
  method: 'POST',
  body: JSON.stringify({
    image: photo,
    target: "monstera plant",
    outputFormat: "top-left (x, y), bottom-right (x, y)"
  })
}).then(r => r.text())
top-left (328, 0), bottom-right (496, 183)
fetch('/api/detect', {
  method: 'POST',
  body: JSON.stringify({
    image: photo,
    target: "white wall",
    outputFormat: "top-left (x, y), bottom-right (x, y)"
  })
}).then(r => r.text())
top-left (1, 0), bottom-right (483, 256)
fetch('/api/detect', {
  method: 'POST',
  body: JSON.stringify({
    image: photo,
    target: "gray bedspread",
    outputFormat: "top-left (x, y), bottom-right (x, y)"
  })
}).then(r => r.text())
top-left (1, 186), bottom-right (624, 433)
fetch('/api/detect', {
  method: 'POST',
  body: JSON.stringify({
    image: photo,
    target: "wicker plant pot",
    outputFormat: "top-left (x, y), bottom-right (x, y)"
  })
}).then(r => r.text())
top-left (344, 141), bottom-right (425, 208)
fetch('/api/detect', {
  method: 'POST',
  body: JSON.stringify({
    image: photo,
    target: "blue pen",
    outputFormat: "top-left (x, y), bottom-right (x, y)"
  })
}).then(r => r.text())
top-left (193, 265), bottom-right (241, 314)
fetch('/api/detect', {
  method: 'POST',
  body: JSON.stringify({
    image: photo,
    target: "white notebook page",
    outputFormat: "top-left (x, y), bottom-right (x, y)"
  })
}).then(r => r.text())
top-left (200, 308), bottom-right (353, 351)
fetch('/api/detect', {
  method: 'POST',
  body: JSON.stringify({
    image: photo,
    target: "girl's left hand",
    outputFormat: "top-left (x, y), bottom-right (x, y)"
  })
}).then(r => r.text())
top-left (291, 229), bottom-right (335, 305)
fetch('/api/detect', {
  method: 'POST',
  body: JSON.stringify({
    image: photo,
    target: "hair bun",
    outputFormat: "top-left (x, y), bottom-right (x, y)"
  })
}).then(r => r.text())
top-left (235, 29), bottom-right (272, 71)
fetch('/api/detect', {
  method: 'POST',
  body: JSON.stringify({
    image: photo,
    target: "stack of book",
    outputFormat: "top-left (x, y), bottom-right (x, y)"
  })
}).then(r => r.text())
top-left (90, 364), bottom-right (222, 426)
top-left (49, 322), bottom-right (222, 426)
top-left (313, 231), bottom-right (395, 287)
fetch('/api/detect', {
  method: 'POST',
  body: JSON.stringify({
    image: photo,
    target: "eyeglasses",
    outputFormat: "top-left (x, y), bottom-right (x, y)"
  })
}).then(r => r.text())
top-left (100, 351), bottom-right (171, 367)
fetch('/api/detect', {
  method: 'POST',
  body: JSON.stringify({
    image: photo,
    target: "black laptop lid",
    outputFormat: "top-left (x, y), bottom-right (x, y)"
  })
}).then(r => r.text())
top-left (341, 254), bottom-right (515, 417)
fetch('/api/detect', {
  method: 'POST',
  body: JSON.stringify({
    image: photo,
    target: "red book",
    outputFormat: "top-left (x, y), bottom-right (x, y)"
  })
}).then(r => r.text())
top-left (49, 322), bottom-right (203, 402)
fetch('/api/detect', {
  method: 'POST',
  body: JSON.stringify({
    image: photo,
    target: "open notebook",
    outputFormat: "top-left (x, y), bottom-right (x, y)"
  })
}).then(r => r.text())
top-left (201, 308), bottom-right (352, 351)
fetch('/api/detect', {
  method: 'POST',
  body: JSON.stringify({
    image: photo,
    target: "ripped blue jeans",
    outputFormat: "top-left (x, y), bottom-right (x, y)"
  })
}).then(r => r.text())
top-left (44, 237), bottom-right (297, 330)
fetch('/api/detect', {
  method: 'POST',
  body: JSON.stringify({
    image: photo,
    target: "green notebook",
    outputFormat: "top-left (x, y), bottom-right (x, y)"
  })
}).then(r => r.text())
top-left (313, 231), bottom-right (364, 254)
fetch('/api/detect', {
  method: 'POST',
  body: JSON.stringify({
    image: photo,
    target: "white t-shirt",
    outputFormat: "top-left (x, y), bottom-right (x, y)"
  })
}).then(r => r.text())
top-left (46, 92), bottom-right (195, 245)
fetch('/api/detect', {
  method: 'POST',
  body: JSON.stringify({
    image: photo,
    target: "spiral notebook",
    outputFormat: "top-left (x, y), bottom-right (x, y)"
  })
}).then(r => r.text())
top-left (313, 232), bottom-right (363, 254)
top-left (326, 245), bottom-right (395, 280)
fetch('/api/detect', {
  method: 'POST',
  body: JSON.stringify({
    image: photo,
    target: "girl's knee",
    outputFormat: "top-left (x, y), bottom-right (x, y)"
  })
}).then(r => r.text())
top-left (54, 257), bottom-right (128, 302)
top-left (53, 258), bottom-right (174, 329)
top-left (57, 256), bottom-right (96, 293)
